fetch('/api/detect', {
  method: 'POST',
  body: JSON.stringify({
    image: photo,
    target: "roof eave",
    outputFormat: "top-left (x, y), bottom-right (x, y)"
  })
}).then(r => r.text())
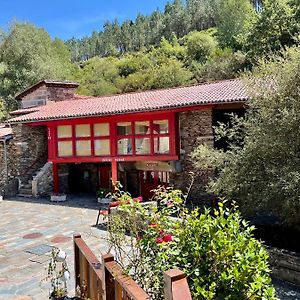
top-left (6, 98), bottom-right (248, 125)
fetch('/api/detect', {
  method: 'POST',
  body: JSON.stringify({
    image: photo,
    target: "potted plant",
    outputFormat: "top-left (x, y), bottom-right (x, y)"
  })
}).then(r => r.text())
top-left (97, 188), bottom-right (112, 209)
top-left (43, 248), bottom-right (70, 300)
top-left (50, 193), bottom-right (67, 202)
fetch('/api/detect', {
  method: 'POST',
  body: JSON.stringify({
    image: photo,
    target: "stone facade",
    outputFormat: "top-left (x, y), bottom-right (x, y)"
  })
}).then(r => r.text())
top-left (58, 164), bottom-right (70, 194)
top-left (170, 109), bottom-right (215, 204)
top-left (13, 124), bottom-right (48, 183)
top-left (47, 85), bottom-right (78, 102)
top-left (0, 137), bottom-right (19, 196)
top-left (0, 124), bottom-right (48, 196)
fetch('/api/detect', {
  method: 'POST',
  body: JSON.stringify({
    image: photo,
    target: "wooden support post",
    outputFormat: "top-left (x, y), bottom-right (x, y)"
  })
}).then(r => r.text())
top-left (53, 162), bottom-right (59, 193)
top-left (164, 269), bottom-right (192, 300)
top-left (111, 159), bottom-right (118, 187)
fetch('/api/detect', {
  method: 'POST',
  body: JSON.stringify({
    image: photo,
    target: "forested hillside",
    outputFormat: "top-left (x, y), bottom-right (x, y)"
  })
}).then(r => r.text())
top-left (0, 0), bottom-right (299, 118)
top-left (66, 0), bottom-right (260, 61)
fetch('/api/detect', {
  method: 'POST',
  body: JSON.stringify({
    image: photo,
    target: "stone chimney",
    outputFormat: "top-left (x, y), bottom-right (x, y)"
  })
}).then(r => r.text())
top-left (15, 80), bottom-right (79, 109)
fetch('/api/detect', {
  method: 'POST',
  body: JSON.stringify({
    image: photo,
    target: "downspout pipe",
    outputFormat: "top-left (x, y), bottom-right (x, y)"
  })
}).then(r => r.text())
top-left (0, 134), bottom-right (13, 196)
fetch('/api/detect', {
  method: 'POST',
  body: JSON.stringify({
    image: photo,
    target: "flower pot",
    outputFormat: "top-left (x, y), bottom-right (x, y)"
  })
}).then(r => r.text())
top-left (98, 197), bottom-right (112, 210)
top-left (51, 194), bottom-right (67, 202)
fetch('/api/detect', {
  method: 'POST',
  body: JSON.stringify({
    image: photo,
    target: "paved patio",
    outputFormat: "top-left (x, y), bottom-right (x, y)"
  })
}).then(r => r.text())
top-left (0, 196), bottom-right (108, 300)
top-left (1, 196), bottom-right (300, 300)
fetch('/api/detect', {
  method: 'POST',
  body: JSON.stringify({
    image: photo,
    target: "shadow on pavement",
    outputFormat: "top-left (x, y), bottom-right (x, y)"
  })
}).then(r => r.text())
top-left (3, 193), bottom-right (100, 210)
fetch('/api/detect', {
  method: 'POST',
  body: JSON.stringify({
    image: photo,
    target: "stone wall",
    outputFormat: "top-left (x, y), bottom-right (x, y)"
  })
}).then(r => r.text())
top-left (13, 124), bottom-right (48, 183)
top-left (47, 86), bottom-right (77, 102)
top-left (32, 162), bottom-right (53, 197)
top-left (170, 109), bottom-right (215, 205)
top-left (267, 246), bottom-right (300, 286)
top-left (58, 164), bottom-right (70, 194)
top-left (21, 83), bottom-right (77, 108)
top-left (0, 138), bottom-right (19, 196)
top-left (22, 85), bottom-right (48, 101)
top-left (0, 124), bottom-right (48, 196)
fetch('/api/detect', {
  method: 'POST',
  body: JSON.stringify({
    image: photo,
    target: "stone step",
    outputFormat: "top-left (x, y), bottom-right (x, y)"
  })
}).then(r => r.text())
top-left (23, 184), bottom-right (32, 189)
top-left (18, 188), bottom-right (32, 195)
top-left (17, 193), bottom-right (33, 198)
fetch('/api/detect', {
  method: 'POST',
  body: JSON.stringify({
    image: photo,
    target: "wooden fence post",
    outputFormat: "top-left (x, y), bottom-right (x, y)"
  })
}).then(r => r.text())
top-left (164, 269), bottom-right (192, 300)
top-left (102, 253), bottom-right (115, 300)
top-left (73, 233), bottom-right (81, 290)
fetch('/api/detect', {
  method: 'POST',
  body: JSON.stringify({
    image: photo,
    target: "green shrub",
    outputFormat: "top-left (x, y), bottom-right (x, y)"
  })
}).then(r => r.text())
top-left (186, 31), bottom-right (218, 62)
top-left (107, 187), bottom-right (277, 300)
top-left (190, 49), bottom-right (247, 82)
top-left (175, 203), bottom-right (276, 299)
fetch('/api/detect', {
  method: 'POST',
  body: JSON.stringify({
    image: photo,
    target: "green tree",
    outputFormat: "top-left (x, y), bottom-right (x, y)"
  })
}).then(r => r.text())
top-left (76, 57), bottom-right (120, 96)
top-left (242, 0), bottom-right (298, 61)
top-left (192, 47), bottom-right (300, 228)
top-left (190, 48), bottom-right (246, 82)
top-left (186, 0), bottom-right (220, 31)
top-left (132, 14), bottom-right (150, 51)
top-left (216, 0), bottom-right (255, 50)
top-left (163, 0), bottom-right (188, 38)
top-left (0, 22), bottom-right (74, 112)
top-left (117, 53), bottom-right (152, 77)
top-left (151, 35), bottom-right (187, 62)
top-left (148, 59), bottom-right (193, 89)
top-left (0, 98), bottom-right (6, 120)
top-left (185, 31), bottom-right (218, 62)
top-left (120, 20), bottom-right (135, 53)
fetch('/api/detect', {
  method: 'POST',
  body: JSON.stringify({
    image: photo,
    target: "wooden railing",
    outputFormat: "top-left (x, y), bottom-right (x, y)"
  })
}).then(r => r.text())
top-left (73, 234), bottom-right (192, 300)
top-left (164, 269), bottom-right (192, 300)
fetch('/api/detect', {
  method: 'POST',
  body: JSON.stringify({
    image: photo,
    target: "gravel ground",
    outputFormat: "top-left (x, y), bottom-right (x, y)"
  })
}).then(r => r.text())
top-left (273, 277), bottom-right (300, 300)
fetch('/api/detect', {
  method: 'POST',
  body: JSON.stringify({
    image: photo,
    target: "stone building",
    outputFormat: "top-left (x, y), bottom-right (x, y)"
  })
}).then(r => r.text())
top-left (0, 79), bottom-right (248, 202)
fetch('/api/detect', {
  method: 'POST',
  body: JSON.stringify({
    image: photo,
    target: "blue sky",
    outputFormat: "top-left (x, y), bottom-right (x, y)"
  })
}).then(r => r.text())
top-left (0, 0), bottom-right (169, 40)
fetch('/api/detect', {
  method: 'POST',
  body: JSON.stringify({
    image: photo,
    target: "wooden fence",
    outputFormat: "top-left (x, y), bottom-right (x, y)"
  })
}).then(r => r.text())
top-left (73, 234), bottom-right (192, 300)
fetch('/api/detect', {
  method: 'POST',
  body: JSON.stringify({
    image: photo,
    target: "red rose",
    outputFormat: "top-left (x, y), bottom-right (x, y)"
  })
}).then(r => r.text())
top-left (159, 230), bottom-right (165, 235)
top-left (163, 234), bottom-right (173, 242)
top-left (156, 237), bottom-right (164, 244)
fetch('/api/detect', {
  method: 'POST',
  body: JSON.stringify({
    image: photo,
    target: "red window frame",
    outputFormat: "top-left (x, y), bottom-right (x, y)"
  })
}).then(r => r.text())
top-left (46, 112), bottom-right (178, 163)
top-left (56, 123), bottom-right (111, 158)
top-left (116, 119), bottom-right (170, 156)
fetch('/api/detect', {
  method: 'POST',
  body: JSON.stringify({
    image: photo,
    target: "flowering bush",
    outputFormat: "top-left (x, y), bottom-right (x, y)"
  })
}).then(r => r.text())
top-left (106, 187), bottom-right (277, 300)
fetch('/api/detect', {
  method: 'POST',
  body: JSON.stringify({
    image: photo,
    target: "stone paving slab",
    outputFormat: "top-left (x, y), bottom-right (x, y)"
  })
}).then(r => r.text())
top-left (0, 197), bottom-right (108, 300)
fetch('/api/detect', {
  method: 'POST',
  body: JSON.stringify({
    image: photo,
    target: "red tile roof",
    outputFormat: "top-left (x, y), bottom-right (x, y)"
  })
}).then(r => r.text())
top-left (0, 125), bottom-right (13, 138)
top-left (8, 79), bottom-right (248, 124)
top-left (9, 107), bottom-right (40, 116)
